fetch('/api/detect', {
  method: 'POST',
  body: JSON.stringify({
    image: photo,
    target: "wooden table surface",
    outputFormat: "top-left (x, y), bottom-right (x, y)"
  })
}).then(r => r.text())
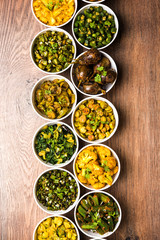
top-left (0, 0), bottom-right (160, 239)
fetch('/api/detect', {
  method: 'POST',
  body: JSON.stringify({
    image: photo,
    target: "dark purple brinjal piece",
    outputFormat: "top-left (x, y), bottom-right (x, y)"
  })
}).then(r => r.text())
top-left (90, 56), bottom-right (111, 79)
top-left (75, 48), bottom-right (102, 65)
top-left (105, 69), bottom-right (117, 83)
top-left (94, 57), bottom-right (111, 74)
top-left (83, 82), bottom-right (106, 95)
top-left (75, 65), bottom-right (93, 87)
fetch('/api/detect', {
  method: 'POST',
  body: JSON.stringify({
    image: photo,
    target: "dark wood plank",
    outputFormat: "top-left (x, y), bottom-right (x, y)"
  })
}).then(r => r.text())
top-left (0, 0), bottom-right (160, 239)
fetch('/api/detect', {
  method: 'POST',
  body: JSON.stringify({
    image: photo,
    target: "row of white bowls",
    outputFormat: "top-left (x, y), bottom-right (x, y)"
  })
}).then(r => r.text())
top-left (31, 1), bottom-right (121, 239)
top-left (31, 3), bottom-right (118, 50)
top-left (32, 95), bottom-right (119, 144)
top-left (33, 180), bottom-right (122, 239)
top-left (33, 191), bottom-right (121, 239)
top-left (30, 4), bottom-right (119, 74)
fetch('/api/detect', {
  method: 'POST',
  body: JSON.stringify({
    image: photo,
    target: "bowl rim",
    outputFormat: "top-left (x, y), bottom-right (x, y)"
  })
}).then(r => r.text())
top-left (73, 143), bottom-right (121, 191)
top-left (33, 167), bottom-right (80, 215)
top-left (30, 27), bottom-right (77, 74)
top-left (70, 50), bottom-right (118, 97)
top-left (71, 96), bottom-right (119, 144)
top-left (82, 0), bottom-right (105, 3)
top-left (31, 0), bottom-right (78, 28)
top-left (31, 74), bottom-right (77, 121)
top-left (74, 190), bottom-right (122, 239)
top-left (72, 3), bottom-right (119, 50)
top-left (32, 121), bottom-right (79, 168)
top-left (33, 214), bottom-right (80, 240)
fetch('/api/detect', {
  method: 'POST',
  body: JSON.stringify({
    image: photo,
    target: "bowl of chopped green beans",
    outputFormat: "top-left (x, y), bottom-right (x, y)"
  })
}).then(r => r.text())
top-left (30, 28), bottom-right (76, 74)
top-left (33, 168), bottom-right (80, 215)
top-left (31, 75), bottom-right (77, 121)
top-left (32, 122), bottom-right (79, 168)
top-left (74, 191), bottom-right (122, 238)
top-left (72, 4), bottom-right (119, 49)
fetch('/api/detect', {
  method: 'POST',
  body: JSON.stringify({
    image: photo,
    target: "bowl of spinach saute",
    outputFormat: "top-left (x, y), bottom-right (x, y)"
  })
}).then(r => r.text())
top-left (32, 122), bottom-right (79, 167)
top-left (74, 191), bottom-right (122, 238)
top-left (33, 168), bottom-right (80, 215)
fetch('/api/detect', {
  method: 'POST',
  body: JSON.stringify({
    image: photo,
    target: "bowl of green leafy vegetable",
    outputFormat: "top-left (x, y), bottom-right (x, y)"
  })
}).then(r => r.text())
top-left (32, 122), bottom-right (79, 168)
top-left (33, 168), bottom-right (80, 215)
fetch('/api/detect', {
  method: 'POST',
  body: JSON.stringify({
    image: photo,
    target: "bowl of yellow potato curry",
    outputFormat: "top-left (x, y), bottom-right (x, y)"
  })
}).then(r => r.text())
top-left (31, 0), bottom-right (77, 27)
top-left (33, 215), bottom-right (80, 240)
top-left (73, 144), bottom-right (120, 191)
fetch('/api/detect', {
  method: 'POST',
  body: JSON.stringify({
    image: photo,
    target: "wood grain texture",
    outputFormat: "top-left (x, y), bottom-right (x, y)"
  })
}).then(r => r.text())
top-left (0, 0), bottom-right (160, 239)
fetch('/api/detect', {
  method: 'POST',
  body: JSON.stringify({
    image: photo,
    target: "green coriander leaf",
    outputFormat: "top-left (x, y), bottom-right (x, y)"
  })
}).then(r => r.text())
top-left (97, 66), bottom-right (104, 71)
top-left (102, 71), bottom-right (107, 76)
top-left (94, 74), bottom-right (101, 83)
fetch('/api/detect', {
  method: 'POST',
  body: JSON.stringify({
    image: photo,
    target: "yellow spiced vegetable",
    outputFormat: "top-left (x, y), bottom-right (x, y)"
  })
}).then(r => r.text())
top-left (36, 217), bottom-right (77, 240)
top-left (33, 0), bottom-right (75, 26)
top-left (75, 146), bottom-right (119, 189)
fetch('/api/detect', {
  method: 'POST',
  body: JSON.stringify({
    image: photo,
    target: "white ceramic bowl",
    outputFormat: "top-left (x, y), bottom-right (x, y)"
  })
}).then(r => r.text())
top-left (71, 96), bottom-right (119, 144)
top-left (72, 4), bottom-right (119, 50)
top-left (31, 0), bottom-right (78, 28)
top-left (30, 28), bottom-right (77, 74)
top-left (74, 191), bottom-right (122, 239)
top-left (32, 121), bottom-right (79, 168)
top-left (82, 0), bottom-right (105, 3)
top-left (33, 214), bottom-right (80, 240)
top-left (31, 75), bottom-right (77, 121)
top-left (73, 143), bottom-right (120, 190)
top-left (70, 50), bottom-right (118, 97)
top-left (33, 168), bottom-right (80, 215)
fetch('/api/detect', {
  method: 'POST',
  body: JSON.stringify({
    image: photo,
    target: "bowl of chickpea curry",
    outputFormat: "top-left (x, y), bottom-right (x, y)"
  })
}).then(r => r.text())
top-left (32, 0), bottom-right (77, 27)
top-left (72, 97), bottom-right (119, 143)
top-left (73, 144), bottom-right (120, 190)
top-left (31, 75), bottom-right (77, 121)
top-left (33, 215), bottom-right (80, 240)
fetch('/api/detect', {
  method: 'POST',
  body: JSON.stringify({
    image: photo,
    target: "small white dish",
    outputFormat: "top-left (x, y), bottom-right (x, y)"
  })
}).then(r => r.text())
top-left (70, 50), bottom-right (118, 97)
top-left (71, 96), bottom-right (119, 144)
top-left (30, 28), bottom-right (77, 74)
top-left (31, 75), bottom-right (77, 121)
top-left (33, 168), bottom-right (80, 215)
top-left (31, 0), bottom-right (78, 28)
top-left (82, 0), bottom-right (105, 3)
top-left (72, 4), bottom-right (119, 50)
top-left (73, 143), bottom-right (120, 191)
top-left (32, 121), bottom-right (79, 168)
top-left (74, 190), bottom-right (122, 239)
top-left (33, 214), bottom-right (80, 240)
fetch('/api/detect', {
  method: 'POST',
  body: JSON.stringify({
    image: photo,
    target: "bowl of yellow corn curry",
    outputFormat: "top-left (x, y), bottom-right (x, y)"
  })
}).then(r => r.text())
top-left (33, 215), bottom-right (80, 240)
top-left (31, 75), bottom-right (77, 121)
top-left (31, 0), bottom-right (77, 28)
top-left (32, 122), bottom-right (79, 167)
top-left (71, 97), bottom-right (119, 143)
top-left (73, 144), bottom-right (120, 191)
